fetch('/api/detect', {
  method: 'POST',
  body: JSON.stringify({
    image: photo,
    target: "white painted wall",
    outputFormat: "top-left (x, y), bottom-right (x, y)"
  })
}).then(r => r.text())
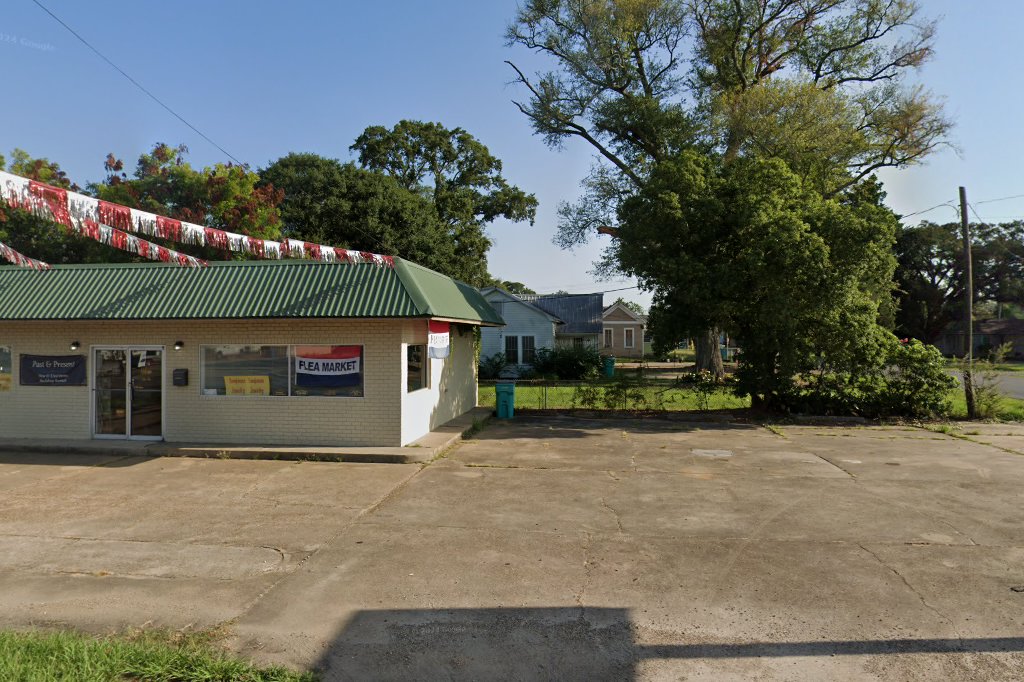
top-left (479, 290), bottom-right (556, 365)
top-left (400, 320), bottom-right (478, 445)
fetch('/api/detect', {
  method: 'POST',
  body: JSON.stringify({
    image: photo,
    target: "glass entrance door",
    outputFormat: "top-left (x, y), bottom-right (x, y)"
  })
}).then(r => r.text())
top-left (93, 347), bottom-right (163, 439)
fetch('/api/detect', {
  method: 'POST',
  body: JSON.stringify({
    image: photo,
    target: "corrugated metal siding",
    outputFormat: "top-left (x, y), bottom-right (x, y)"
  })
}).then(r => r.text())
top-left (522, 293), bottom-right (604, 334)
top-left (0, 261), bottom-right (419, 320)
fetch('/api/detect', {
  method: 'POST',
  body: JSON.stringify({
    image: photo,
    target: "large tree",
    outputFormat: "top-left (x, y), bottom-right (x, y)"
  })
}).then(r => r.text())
top-left (259, 152), bottom-right (459, 277)
top-left (351, 120), bottom-right (538, 286)
top-left (895, 220), bottom-right (1024, 344)
top-left (507, 0), bottom-right (950, 376)
top-left (97, 143), bottom-right (283, 244)
top-left (621, 154), bottom-right (901, 408)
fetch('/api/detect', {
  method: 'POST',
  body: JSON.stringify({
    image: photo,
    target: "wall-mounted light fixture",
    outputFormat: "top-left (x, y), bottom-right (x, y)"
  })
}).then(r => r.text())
top-left (173, 341), bottom-right (184, 351)
top-left (69, 341), bottom-right (80, 351)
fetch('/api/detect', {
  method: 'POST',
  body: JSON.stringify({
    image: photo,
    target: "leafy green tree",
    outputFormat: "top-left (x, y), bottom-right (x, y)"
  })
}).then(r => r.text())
top-left (259, 153), bottom-right (458, 277)
top-left (1, 144), bottom-right (283, 264)
top-left (0, 149), bottom-right (130, 264)
top-left (500, 281), bottom-right (536, 294)
top-left (894, 220), bottom-right (1024, 344)
top-left (97, 143), bottom-right (283, 242)
top-left (351, 120), bottom-right (538, 286)
top-left (618, 152), bottom-right (901, 409)
top-left (611, 297), bottom-right (646, 315)
top-left (507, 0), bottom-right (951, 377)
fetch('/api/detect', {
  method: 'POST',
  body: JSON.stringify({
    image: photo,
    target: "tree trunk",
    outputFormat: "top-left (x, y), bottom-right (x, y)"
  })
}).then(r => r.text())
top-left (693, 328), bottom-right (725, 379)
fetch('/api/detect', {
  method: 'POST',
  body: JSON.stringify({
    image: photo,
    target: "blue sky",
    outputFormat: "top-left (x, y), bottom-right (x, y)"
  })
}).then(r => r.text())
top-left (2, 1), bottom-right (1022, 309)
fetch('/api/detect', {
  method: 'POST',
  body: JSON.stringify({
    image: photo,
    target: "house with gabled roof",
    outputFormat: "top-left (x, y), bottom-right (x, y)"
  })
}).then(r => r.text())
top-left (519, 292), bottom-right (604, 350)
top-left (601, 301), bottom-right (647, 359)
top-left (478, 287), bottom-right (562, 367)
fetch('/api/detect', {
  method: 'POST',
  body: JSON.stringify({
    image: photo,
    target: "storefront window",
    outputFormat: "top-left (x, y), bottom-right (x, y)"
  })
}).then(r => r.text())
top-left (292, 345), bottom-right (363, 397)
top-left (202, 345), bottom-right (289, 396)
top-left (201, 345), bottom-right (363, 397)
top-left (0, 346), bottom-right (10, 392)
top-left (407, 344), bottom-right (427, 392)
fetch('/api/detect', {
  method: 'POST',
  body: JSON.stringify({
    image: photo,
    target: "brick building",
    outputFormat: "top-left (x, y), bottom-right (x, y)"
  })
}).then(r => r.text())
top-left (0, 259), bottom-right (501, 446)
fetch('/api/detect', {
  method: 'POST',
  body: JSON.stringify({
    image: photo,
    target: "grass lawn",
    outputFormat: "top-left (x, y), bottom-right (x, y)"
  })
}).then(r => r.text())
top-left (478, 381), bottom-right (749, 411)
top-left (945, 359), bottom-right (1024, 373)
top-left (947, 390), bottom-right (1024, 421)
top-left (0, 628), bottom-right (314, 682)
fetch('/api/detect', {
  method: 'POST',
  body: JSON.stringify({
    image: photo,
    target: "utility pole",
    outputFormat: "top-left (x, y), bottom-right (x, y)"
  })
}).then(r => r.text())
top-left (960, 186), bottom-right (976, 419)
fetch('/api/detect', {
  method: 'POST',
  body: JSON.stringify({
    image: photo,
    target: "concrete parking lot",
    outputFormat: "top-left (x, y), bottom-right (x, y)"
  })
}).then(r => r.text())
top-left (1, 416), bottom-right (1023, 680)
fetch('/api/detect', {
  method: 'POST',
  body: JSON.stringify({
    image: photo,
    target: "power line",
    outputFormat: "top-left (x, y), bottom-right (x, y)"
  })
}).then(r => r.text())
top-left (538, 284), bottom-right (643, 296)
top-left (900, 201), bottom-right (957, 219)
top-left (31, 0), bottom-right (245, 166)
top-left (33, 1), bottom-right (394, 255)
top-left (976, 192), bottom-right (1024, 206)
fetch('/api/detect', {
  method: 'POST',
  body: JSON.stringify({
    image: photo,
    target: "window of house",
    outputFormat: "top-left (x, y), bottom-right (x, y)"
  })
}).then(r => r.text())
top-left (522, 336), bottom-right (536, 364)
top-left (624, 328), bottom-right (635, 348)
top-left (573, 337), bottom-right (584, 350)
top-left (0, 346), bottom-right (10, 391)
top-left (604, 329), bottom-right (613, 348)
top-left (643, 331), bottom-right (653, 343)
top-left (505, 335), bottom-right (519, 364)
top-left (201, 345), bottom-right (363, 397)
top-left (407, 344), bottom-right (427, 392)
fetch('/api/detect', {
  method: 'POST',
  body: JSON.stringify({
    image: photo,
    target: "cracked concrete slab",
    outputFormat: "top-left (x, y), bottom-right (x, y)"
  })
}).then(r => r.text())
top-left (1, 415), bottom-right (1023, 680)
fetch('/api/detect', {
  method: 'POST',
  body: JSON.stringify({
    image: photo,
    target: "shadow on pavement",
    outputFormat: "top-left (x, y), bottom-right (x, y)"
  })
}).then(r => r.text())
top-left (471, 415), bottom-right (769, 440)
top-left (313, 607), bottom-right (1024, 680)
top-left (0, 452), bottom-right (146, 468)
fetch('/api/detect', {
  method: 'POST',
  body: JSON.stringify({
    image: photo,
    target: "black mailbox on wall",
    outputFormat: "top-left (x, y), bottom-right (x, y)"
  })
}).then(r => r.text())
top-left (172, 368), bottom-right (188, 386)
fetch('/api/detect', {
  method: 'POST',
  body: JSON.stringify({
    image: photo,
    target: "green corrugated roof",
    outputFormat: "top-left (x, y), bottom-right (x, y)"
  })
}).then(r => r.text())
top-left (0, 259), bottom-right (504, 325)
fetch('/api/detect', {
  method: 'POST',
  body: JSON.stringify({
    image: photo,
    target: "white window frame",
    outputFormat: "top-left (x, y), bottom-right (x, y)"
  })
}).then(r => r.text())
top-left (407, 343), bottom-right (429, 393)
top-left (604, 328), bottom-right (613, 348)
top-left (624, 328), bottom-right (635, 348)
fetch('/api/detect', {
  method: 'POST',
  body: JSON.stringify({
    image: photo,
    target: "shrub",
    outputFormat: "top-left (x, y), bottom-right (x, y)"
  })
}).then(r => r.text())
top-left (602, 378), bottom-right (648, 410)
top-left (690, 369), bottom-right (719, 411)
top-left (531, 345), bottom-right (603, 380)
top-left (875, 339), bottom-right (956, 418)
top-left (792, 338), bottom-right (955, 418)
top-left (478, 352), bottom-right (507, 380)
top-left (571, 384), bottom-right (601, 408)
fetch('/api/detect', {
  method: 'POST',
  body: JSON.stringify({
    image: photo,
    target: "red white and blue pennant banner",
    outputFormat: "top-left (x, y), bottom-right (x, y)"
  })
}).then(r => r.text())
top-left (0, 169), bottom-right (395, 268)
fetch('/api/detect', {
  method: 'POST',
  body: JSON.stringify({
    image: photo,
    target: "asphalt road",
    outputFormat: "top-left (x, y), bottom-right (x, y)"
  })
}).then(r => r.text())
top-left (992, 371), bottom-right (1024, 399)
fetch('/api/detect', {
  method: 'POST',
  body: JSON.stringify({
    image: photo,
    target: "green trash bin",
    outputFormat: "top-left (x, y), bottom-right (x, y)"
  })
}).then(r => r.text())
top-left (495, 382), bottom-right (515, 419)
top-left (603, 356), bottom-right (616, 378)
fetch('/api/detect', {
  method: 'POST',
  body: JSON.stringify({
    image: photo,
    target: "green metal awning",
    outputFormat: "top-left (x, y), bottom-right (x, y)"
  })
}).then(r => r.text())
top-left (0, 258), bottom-right (504, 325)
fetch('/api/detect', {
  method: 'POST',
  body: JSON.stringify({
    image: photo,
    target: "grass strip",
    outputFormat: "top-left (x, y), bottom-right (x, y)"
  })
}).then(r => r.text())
top-left (478, 384), bottom-right (748, 411)
top-left (0, 628), bottom-right (315, 682)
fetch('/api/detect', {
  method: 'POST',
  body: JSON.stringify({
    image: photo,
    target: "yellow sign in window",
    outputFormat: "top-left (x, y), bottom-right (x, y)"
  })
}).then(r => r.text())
top-left (0, 375), bottom-right (10, 392)
top-left (224, 375), bottom-right (270, 396)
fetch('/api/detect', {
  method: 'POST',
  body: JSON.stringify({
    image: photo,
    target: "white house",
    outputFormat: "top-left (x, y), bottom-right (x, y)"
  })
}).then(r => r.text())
top-left (479, 287), bottom-right (561, 366)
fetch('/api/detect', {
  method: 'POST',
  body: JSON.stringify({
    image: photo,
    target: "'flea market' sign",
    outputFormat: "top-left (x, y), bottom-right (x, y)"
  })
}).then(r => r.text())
top-left (294, 346), bottom-right (362, 388)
